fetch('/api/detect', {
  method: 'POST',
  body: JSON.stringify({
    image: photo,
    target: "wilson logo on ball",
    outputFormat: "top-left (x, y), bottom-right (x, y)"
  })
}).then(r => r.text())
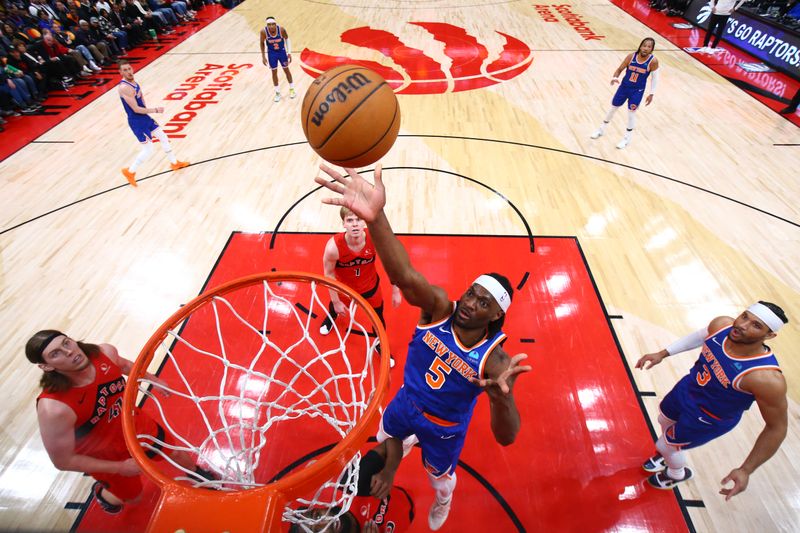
top-left (310, 71), bottom-right (372, 127)
top-left (300, 22), bottom-right (533, 95)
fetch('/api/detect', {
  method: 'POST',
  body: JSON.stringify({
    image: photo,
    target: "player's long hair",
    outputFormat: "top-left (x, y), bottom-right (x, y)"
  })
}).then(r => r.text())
top-left (25, 330), bottom-right (102, 393)
top-left (637, 37), bottom-right (656, 56)
top-left (485, 272), bottom-right (513, 339)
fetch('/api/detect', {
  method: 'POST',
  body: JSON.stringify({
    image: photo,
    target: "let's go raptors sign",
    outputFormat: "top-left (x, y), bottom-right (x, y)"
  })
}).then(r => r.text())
top-left (300, 23), bottom-right (533, 95)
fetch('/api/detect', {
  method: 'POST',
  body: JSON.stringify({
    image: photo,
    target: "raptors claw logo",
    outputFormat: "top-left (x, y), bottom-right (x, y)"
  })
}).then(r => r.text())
top-left (300, 22), bottom-right (533, 94)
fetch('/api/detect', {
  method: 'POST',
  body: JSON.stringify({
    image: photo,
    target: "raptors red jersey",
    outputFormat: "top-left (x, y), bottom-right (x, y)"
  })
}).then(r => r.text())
top-left (351, 486), bottom-right (414, 532)
top-left (334, 229), bottom-right (379, 294)
top-left (38, 352), bottom-right (129, 460)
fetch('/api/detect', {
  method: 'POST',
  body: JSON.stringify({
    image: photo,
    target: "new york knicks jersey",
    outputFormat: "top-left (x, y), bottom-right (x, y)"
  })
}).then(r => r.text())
top-left (621, 53), bottom-right (654, 91)
top-left (120, 80), bottom-right (146, 121)
top-left (334, 230), bottom-right (378, 294)
top-left (682, 326), bottom-right (780, 420)
top-left (264, 25), bottom-right (285, 54)
top-left (402, 304), bottom-right (507, 424)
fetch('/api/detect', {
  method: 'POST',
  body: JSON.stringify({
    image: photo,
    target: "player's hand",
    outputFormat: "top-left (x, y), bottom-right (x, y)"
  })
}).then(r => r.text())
top-left (645, 94), bottom-right (654, 106)
top-left (470, 353), bottom-right (531, 395)
top-left (117, 458), bottom-right (142, 476)
top-left (370, 466), bottom-right (396, 500)
top-left (316, 164), bottom-right (386, 223)
top-left (362, 520), bottom-right (379, 533)
top-left (720, 468), bottom-right (749, 500)
top-left (391, 286), bottom-right (402, 308)
top-left (261, 56), bottom-right (267, 66)
top-left (287, 53), bottom-right (292, 65)
top-left (611, 77), bottom-right (620, 85)
top-left (635, 350), bottom-right (668, 370)
top-left (332, 300), bottom-right (347, 315)
top-left (154, 106), bottom-right (164, 113)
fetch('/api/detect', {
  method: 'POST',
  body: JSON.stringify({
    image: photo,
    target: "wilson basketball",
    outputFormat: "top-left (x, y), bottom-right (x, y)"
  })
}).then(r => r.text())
top-left (302, 65), bottom-right (400, 168)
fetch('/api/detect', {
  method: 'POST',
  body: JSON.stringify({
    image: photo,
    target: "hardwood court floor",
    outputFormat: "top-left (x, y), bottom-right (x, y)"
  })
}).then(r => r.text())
top-left (0, 0), bottom-right (798, 531)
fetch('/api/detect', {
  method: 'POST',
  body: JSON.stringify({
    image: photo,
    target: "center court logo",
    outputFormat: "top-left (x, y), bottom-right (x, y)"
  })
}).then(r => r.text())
top-left (300, 22), bottom-right (533, 95)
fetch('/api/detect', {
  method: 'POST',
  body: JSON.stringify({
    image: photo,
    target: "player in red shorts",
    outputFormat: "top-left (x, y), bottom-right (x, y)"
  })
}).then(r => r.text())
top-left (25, 330), bottom-right (214, 514)
top-left (321, 207), bottom-right (401, 365)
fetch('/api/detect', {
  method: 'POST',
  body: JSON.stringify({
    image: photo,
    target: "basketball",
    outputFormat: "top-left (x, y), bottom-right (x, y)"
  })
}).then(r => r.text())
top-left (301, 65), bottom-right (400, 168)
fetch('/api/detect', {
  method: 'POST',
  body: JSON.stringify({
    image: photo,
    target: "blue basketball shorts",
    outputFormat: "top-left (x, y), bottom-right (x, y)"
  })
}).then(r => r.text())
top-left (380, 386), bottom-right (468, 477)
top-left (268, 50), bottom-right (288, 70)
top-left (128, 116), bottom-right (160, 143)
top-left (659, 377), bottom-right (740, 450)
top-left (611, 86), bottom-right (645, 110)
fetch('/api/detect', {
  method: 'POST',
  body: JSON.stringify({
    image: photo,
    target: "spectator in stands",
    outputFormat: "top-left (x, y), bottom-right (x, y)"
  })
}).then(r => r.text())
top-left (97, 12), bottom-right (129, 54)
top-left (147, 0), bottom-right (180, 27)
top-left (74, 19), bottom-right (112, 64)
top-left (77, 0), bottom-right (97, 22)
top-left (88, 16), bottom-right (121, 56)
top-left (0, 65), bottom-right (39, 114)
top-left (3, 53), bottom-right (43, 104)
top-left (109, 2), bottom-right (145, 46)
top-left (6, 45), bottom-right (48, 99)
top-left (38, 30), bottom-right (92, 78)
top-left (95, 0), bottom-right (113, 15)
top-left (124, 0), bottom-right (171, 35)
top-left (37, 10), bottom-right (61, 34)
top-left (701, 0), bottom-right (746, 53)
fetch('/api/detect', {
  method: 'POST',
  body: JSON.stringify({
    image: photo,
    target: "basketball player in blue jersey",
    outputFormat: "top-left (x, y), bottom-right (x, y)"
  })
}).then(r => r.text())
top-left (590, 37), bottom-right (660, 149)
top-left (117, 61), bottom-right (189, 187)
top-left (315, 163), bottom-right (531, 531)
top-left (636, 302), bottom-right (788, 498)
top-left (259, 16), bottom-right (295, 103)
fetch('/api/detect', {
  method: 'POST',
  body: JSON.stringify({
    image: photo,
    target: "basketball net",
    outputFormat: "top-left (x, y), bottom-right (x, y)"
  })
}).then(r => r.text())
top-left (123, 273), bottom-right (390, 532)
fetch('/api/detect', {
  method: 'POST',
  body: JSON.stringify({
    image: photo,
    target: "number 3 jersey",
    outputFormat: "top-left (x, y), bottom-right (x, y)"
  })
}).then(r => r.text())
top-left (402, 304), bottom-right (506, 424)
top-left (681, 325), bottom-right (781, 420)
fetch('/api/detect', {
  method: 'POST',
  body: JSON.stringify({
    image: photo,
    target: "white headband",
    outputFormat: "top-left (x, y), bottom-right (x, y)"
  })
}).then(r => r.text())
top-left (265, 17), bottom-right (276, 23)
top-left (473, 275), bottom-right (511, 312)
top-left (747, 303), bottom-right (784, 332)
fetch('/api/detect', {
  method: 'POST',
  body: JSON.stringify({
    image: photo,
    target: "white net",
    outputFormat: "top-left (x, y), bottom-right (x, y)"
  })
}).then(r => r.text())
top-left (129, 276), bottom-right (387, 532)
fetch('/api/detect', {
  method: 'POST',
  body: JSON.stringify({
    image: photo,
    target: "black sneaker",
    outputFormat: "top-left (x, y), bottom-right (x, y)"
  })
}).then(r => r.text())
top-left (647, 467), bottom-right (694, 490)
top-left (92, 481), bottom-right (123, 514)
top-left (779, 107), bottom-right (797, 115)
top-left (642, 453), bottom-right (666, 472)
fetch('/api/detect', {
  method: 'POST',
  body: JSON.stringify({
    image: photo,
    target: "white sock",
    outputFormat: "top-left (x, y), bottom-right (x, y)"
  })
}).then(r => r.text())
top-left (152, 128), bottom-right (177, 164)
top-left (289, 82), bottom-right (294, 89)
top-left (627, 109), bottom-right (637, 131)
top-left (604, 105), bottom-right (621, 124)
top-left (274, 85), bottom-right (280, 94)
top-left (624, 128), bottom-right (633, 141)
top-left (428, 471), bottom-right (456, 503)
top-left (655, 434), bottom-right (686, 479)
top-left (130, 141), bottom-right (153, 172)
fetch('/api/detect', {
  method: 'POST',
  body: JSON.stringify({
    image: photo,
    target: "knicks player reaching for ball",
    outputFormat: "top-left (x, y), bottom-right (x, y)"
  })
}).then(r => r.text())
top-left (26, 330), bottom-right (215, 514)
top-left (636, 302), bottom-right (788, 498)
top-left (590, 37), bottom-right (660, 149)
top-left (259, 16), bottom-right (295, 102)
top-left (320, 206), bottom-right (402, 366)
top-left (315, 164), bottom-right (531, 531)
top-left (118, 60), bottom-right (189, 187)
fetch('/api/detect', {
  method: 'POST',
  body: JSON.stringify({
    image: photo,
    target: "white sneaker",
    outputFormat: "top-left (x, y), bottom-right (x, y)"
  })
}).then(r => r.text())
top-left (319, 322), bottom-right (331, 335)
top-left (289, 88), bottom-right (296, 99)
top-left (89, 62), bottom-right (102, 72)
top-left (616, 137), bottom-right (630, 149)
top-left (273, 93), bottom-right (281, 102)
top-left (428, 496), bottom-right (452, 531)
top-left (590, 128), bottom-right (604, 139)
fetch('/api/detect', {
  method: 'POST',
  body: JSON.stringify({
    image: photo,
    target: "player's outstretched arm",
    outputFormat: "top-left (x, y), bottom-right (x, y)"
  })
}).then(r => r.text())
top-left (636, 317), bottom-right (725, 370)
top-left (611, 53), bottom-right (633, 84)
top-left (316, 164), bottom-right (451, 319)
top-left (720, 371), bottom-right (788, 501)
top-left (470, 347), bottom-right (531, 446)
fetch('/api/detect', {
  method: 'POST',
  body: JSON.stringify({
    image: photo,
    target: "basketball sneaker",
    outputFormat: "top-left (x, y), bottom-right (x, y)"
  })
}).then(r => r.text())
top-left (121, 167), bottom-right (137, 187)
top-left (274, 92), bottom-right (281, 103)
top-left (92, 482), bottom-right (123, 514)
top-left (428, 495), bottom-right (452, 530)
top-left (590, 128), bottom-right (604, 139)
top-left (647, 467), bottom-right (694, 490)
top-left (320, 321), bottom-right (332, 335)
top-left (170, 160), bottom-right (190, 171)
top-left (289, 88), bottom-right (296, 99)
top-left (616, 136), bottom-right (631, 149)
top-left (642, 453), bottom-right (666, 472)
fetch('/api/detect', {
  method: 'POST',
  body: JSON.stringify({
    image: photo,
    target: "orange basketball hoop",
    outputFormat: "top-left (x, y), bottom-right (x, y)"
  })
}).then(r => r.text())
top-left (122, 272), bottom-right (391, 532)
